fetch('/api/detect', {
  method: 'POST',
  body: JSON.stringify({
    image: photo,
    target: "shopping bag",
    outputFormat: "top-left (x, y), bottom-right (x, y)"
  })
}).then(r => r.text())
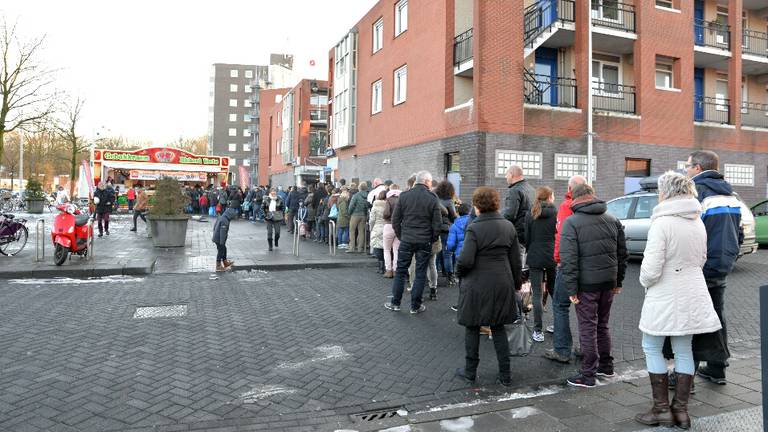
top-left (507, 315), bottom-right (533, 357)
top-left (208, 206), bottom-right (215, 217)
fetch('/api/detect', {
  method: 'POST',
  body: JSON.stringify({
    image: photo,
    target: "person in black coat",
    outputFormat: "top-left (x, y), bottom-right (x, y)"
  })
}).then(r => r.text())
top-left (525, 186), bottom-right (558, 342)
top-left (454, 187), bottom-right (523, 387)
top-left (93, 182), bottom-right (115, 237)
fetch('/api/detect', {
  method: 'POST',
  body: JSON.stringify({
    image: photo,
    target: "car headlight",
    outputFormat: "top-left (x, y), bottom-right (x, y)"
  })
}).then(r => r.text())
top-left (743, 222), bottom-right (755, 236)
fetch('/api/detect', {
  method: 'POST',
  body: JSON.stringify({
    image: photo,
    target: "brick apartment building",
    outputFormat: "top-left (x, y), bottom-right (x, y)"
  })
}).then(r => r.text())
top-left (257, 79), bottom-right (330, 187)
top-left (325, 0), bottom-right (768, 203)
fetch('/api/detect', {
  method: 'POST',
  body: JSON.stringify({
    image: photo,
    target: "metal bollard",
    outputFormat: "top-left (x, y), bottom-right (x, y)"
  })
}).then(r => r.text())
top-left (328, 220), bottom-right (337, 256)
top-left (293, 219), bottom-right (300, 257)
top-left (35, 220), bottom-right (45, 262)
top-left (88, 219), bottom-right (95, 261)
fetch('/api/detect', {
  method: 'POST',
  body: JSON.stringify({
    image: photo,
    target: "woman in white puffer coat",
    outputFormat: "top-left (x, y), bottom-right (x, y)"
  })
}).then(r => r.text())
top-left (635, 171), bottom-right (722, 430)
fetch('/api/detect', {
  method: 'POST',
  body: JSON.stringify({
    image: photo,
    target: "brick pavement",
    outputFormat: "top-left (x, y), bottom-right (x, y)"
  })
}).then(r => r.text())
top-left (0, 250), bottom-right (764, 431)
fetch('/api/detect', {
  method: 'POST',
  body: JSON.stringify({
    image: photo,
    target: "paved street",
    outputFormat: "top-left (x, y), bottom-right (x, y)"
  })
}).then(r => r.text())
top-left (0, 249), bottom-right (764, 431)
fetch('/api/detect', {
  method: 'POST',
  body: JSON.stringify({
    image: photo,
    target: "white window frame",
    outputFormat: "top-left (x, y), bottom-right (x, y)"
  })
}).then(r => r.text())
top-left (655, 0), bottom-right (673, 9)
top-left (244, 99), bottom-right (252, 108)
top-left (245, 85), bottom-right (252, 93)
top-left (394, 65), bottom-right (407, 105)
top-left (228, 143), bottom-right (237, 151)
top-left (372, 80), bottom-right (383, 114)
top-left (229, 113), bottom-right (237, 122)
top-left (715, 75), bottom-right (728, 112)
top-left (245, 70), bottom-right (253, 79)
top-left (243, 143), bottom-right (251, 152)
top-left (228, 129), bottom-right (237, 137)
top-left (592, 55), bottom-right (622, 97)
top-left (554, 153), bottom-right (598, 182)
top-left (395, 0), bottom-right (408, 36)
top-left (741, 76), bottom-right (748, 114)
top-left (230, 158), bottom-right (236, 167)
top-left (243, 128), bottom-right (251, 137)
top-left (243, 158), bottom-right (250, 167)
top-left (724, 163), bottom-right (754, 186)
top-left (230, 84), bottom-right (238, 92)
top-left (229, 99), bottom-right (238, 107)
top-left (716, 6), bottom-right (729, 46)
top-left (373, 18), bottom-right (384, 53)
top-left (676, 161), bottom-right (688, 171)
top-left (655, 61), bottom-right (674, 89)
top-left (244, 114), bottom-right (251, 122)
top-left (591, 0), bottom-right (623, 24)
top-left (495, 150), bottom-right (543, 179)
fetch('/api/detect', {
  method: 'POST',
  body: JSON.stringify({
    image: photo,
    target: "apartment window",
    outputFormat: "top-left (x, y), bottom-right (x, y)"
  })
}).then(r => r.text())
top-left (655, 0), bottom-right (674, 8)
top-left (715, 75), bottom-right (728, 111)
top-left (592, 54), bottom-right (621, 95)
top-left (555, 154), bottom-right (597, 181)
top-left (676, 161), bottom-right (688, 171)
top-left (655, 59), bottom-right (674, 89)
top-left (496, 150), bottom-right (542, 179)
top-left (229, 99), bottom-right (237, 107)
top-left (244, 99), bottom-right (252, 108)
top-left (245, 70), bottom-right (253, 79)
top-left (243, 128), bottom-right (251, 137)
top-left (244, 114), bottom-right (251, 122)
top-left (394, 65), bottom-right (407, 105)
top-left (741, 77), bottom-right (748, 114)
top-left (724, 164), bottom-right (754, 186)
top-left (230, 158), bottom-right (236, 167)
top-left (373, 18), bottom-right (384, 53)
top-left (245, 85), bottom-right (252, 93)
top-left (625, 158), bottom-right (651, 177)
top-left (243, 159), bottom-right (250, 167)
top-left (228, 143), bottom-right (237, 151)
top-left (229, 113), bottom-right (237, 122)
top-left (372, 80), bottom-right (383, 114)
top-left (716, 6), bottom-right (729, 46)
top-left (230, 84), bottom-right (238, 92)
top-left (228, 128), bottom-right (237, 137)
top-left (230, 70), bottom-right (238, 78)
top-left (395, 0), bottom-right (408, 36)
top-left (243, 143), bottom-right (251, 152)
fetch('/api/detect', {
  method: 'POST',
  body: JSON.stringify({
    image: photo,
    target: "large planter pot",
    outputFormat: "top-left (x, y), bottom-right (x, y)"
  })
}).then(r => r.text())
top-left (26, 199), bottom-right (45, 214)
top-left (148, 216), bottom-right (189, 247)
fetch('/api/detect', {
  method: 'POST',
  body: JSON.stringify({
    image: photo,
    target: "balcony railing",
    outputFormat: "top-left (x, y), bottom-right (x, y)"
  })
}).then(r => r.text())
top-left (591, 1), bottom-right (635, 33)
top-left (741, 102), bottom-right (768, 129)
top-left (523, 70), bottom-right (577, 108)
top-left (453, 28), bottom-right (473, 67)
top-left (310, 109), bottom-right (328, 122)
top-left (592, 82), bottom-right (636, 114)
top-left (743, 29), bottom-right (768, 58)
top-left (524, 0), bottom-right (576, 47)
top-left (694, 96), bottom-right (730, 124)
top-left (694, 19), bottom-right (730, 50)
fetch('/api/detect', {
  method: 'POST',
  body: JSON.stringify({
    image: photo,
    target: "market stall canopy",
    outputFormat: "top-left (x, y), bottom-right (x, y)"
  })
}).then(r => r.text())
top-left (92, 147), bottom-right (229, 177)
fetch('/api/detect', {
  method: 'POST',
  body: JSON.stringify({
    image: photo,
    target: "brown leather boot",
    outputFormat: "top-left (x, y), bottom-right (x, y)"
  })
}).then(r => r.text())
top-left (383, 270), bottom-right (394, 278)
top-left (635, 373), bottom-right (674, 427)
top-left (671, 373), bottom-right (693, 429)
top-left (223, 259), bottom-right (234, 268)
top-left (215, 262), bottom-right (228, 272)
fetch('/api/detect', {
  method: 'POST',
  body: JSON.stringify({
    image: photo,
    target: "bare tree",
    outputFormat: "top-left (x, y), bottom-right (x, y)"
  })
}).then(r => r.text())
top-left (1, 131), bottom-right (19, 188)
top-left (0, 18), bottom-right (58, 165)
top-left (55, 97), bottom-right (88, 196)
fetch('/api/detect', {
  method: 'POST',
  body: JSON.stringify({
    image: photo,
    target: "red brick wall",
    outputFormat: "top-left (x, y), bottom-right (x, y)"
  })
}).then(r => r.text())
top-left (258, 88), bottom-right (290, 185)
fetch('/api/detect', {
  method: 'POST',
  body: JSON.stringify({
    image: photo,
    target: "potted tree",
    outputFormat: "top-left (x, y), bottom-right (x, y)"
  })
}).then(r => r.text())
top-left (25, 177), bottom-right (46, 214)
top-left (148, 177), bottom-right (190, 247)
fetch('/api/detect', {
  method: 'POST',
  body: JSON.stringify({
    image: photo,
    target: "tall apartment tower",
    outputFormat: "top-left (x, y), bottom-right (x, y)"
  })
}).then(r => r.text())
top-left (208, 55), bottom-right (298, 185)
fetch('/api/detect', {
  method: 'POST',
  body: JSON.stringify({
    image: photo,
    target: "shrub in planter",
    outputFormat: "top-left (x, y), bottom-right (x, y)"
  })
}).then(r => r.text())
top-left (25, 177), bottom-right (46, 214)
top-left (148, 177), bottom-right (189, 247)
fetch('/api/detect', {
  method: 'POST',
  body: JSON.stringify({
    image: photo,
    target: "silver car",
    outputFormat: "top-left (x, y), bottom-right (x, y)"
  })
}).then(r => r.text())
top-left (606, 178), bottom-right (758, 257)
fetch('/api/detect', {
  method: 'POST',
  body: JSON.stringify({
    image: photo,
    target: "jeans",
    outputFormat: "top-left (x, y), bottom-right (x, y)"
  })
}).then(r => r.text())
top-left (644, 333), bottom-right (695, 375)
top-left (552, 268), bottom-right (573, 357)
top-left (438, 233), bottom-right (453, 276)
top-left (318, 222), bottom-right (327, 242)
top-left (349, 215), bottom-right (366, 252)
top-left (132, 210), bottom-right (147, 229)
top-left (97, 212), bottom-right (110, 235)
top-left (704, 278), bottom-right (728, 373)
top-left (382, 224), bottom-right (399, 272)
top-left (391, 241), bottom-right (432, 310)
top-left (465, 325), bottom-right (510, 380)
top-left (266, 219), bottom-right (281, 243)
top-left (337, 226), bottom-right (350, 245)
top-left (409, 253), bottom-right (437, 289)
top-left (215, 243), bottom-right (227, 263)
top-left (530, 267), bottom-right (556, 333)
top-left (128, 199), bottom-right (134, 211)
top-left (201, 205), bottom-right (208, 215)
top-left (575, 290), bottom-right (615, 377)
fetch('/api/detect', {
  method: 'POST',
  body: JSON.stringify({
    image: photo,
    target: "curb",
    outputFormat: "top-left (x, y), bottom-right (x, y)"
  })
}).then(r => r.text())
top-left (0, 259), bottom-right (156, 279)
top-left (230, 260), bottom-right (379, 272)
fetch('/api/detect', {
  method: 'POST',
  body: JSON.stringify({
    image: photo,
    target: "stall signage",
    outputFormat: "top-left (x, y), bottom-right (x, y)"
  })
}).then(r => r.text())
top-left (129, 170), bottom-right (207, 182)
top-left (96, 147), bottom-right (223, 166)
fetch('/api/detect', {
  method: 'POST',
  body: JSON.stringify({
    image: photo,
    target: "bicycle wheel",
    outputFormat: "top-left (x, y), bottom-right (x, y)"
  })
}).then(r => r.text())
top-left (0, 224), bottom-right (28, 256)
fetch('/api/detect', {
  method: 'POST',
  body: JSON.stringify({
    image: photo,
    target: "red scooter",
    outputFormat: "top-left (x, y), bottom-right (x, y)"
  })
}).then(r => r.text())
top-left (52, 204), bottom-right (93, 265)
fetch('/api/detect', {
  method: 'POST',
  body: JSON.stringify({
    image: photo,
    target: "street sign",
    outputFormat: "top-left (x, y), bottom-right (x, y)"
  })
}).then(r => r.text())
top-left (324, 148), bottom-right (335, 158)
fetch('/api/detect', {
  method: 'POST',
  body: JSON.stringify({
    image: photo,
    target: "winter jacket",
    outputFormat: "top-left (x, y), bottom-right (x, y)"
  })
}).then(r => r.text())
top-left (317, 196), bottom-right (330, 223)
top-left (304, 192), bottom-right (316, 222)
top-left (368, 200), bottom-right (387, 249)
top-left (367, 184), bottom-right (388, 204)
top-left (134, 191), bottom-right (150, 212)
top-left (525, 202), bottom-right (557, 269)
top-left (337, 197), bottom-right (350, 228)
top-left (227, 189), bottom-right (242, 210)
top-left (287, 187), bottom-right (308, 213)
top-left (383, 189), bottom-right (401, 223)
top-left (503, 179), bottom-right (535, 245)
top-left (559, 197), bottom-right (628, 296)
top-left (347, 189), bottom-right (371, 217)
top-left (93, 188), bottom-right (114, 214)
top-left (456, 212), bottom-right (523, 327)
top-left (638, 196), bottom-right (723, 336)
top-left (446, 215), bottom-right (469, 258)
top-left (438, 198), bottom-right (457, 233)
top-left (391, 184), bottom-right (442, 244)
top-left (211, 208), bottom-right (237, 245)
top-left (554, 192), bottom-right (574, 264)
top-left (692, 170), bottom-right (743, 279)
top-left (261, 195), bottom-right (285, 220)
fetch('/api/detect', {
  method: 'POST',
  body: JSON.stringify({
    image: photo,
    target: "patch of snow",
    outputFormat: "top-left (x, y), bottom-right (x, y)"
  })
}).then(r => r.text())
top-left (508, 406), bottom-right (542, 419)
top-left (416, 385), bottom-right (560, 414)
top-left (497, 385), bottom-right (560, 402)
top-left (240, 385), bottom-right (295, 403)
top-left (396, 409), bottom-right (408, 417)
top-left (596, 368), bottom-right (647, 386)
top-left (439, 417), bottom-right (475, 431)
top-left (9, 276), bottom-right (145, 285)
top-left (378, 426), bottom-right (411, 432)
top-left (276, 345), bottom-right (350, 369)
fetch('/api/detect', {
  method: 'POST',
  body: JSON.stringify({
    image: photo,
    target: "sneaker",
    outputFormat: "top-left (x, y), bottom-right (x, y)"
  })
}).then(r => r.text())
top-left (129, 228), bottom-right (137, 232)
top-left (410, 304), bottom-right (426, 315)
top-left (429, 292), bottom-right (438, 301)
top-left (698, 366), bottom-right (727, 385)
top-left (573, 346), bottom-right (583, 358)
top-left (596, 367), bottom-right (616, 378)
top-left (97, 233), bottom-right (103, 238)
top-left (384, 302), bottom-right (401, 312)
top-left (545, 325), bottom-right (555, 334)
top-left (566, 373), bottom-right (596, 388)
top-left (450, 305), bottom-right (458, 312)
top-left (532, 331), bottom-right (545, 343)
top-left (105, 231), bottom-right (110, 236)
top-left (496, 376), bottom-right (513, 387)
top-left (543, 349), bottom-right (570, 364)
top-left (454, 367), bottom-right (476, 383)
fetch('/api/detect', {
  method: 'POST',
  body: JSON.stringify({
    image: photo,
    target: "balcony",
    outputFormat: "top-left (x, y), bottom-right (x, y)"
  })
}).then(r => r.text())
top-left (591, 1), bottom-right (637, 54)
top-left (694, 19), bottom-right (731, 70)
top-left (694, 96), bottom-right (730, 124)
top-left (453, 28), bottom-right (473, 76)
top-left (523, 0), bottom-right (576, 58)
top-left (309, 109), bottom-right (328, 124)
top-left (249, 109), bottom-right (260, 120)
top-left (592, 82), bottom-right (636, 114)
top-left (741, 102), bottom-right (768, 129)
top-left (523, 70), bottom-right (577, 108)
top-left (742, 29), bottom-right (768, 74)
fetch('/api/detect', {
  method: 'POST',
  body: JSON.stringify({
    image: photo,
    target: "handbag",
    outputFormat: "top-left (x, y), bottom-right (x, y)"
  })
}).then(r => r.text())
top-left (243, 201), bottom-right (251, 212)
top-left (329, 204), bottom-right (338, 219)
top-left (507, 313), bottom-right (533, 357)
top-left (216, 203), bottom-right (222, 214)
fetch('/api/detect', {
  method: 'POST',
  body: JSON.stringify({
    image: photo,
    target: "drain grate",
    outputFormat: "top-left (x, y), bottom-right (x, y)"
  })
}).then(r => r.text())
top-left (133, 304), bottom-right (188, 319)
top-left (352, 408), bottom-right (401, 423)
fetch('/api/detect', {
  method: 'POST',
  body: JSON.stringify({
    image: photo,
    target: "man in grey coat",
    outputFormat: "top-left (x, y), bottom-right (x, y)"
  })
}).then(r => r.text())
top-left (503, 165), bottom-right (535, 245)
top-left (212, 208), bottom-right (237, 272)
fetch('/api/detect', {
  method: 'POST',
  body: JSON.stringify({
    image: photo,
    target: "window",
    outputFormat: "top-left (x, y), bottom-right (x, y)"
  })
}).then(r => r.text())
top-left (243, 143), bottom-right (251, 152)
top-left (373, 18), bottom-right (384, 53)
top-left (244, 114), bottom-right (251, 122)
top-left (229, 99), bottom-right (238, 107)
top-left (230, 70), bottom-right (238, 78)
top-left (715, 75), bottom-right (728, 111)
top-left (496, 150), bottom-right (542, 179)
top-left (229, 113), bottom-right (237, 122)
top-left (230, 84), bottom-right (238, 92)
top-left (243, 128), bottom-right (251, 137)
top-left (245, 70), bottom-right (253, 79)
top-left (372, 80), bottom-right (383, 114)
top-left (395, 0), bottom-right (408, 36)
top-left (244, 99), bottom-right (252, 108)
top-left (633, 196), bottom-right (659, 219)
top-left (625, 158), bottom-right (651, 177)
top-left (446, 152), bottom-right (460, 172)
top-left (592, 54), bottom-right (621, 95)
top-left (243, 158), bottom-right (251, 167)
top-left (724, 164), bottom-right (755, 186)
top-left (554, 153), bottom-right (597, 181)
top-left (310, 94), bottom-right (329, 106)
top-left (716, 6), bottom-right (729, 46)
top-left (655, 59), bottom-right (674, 89)
top-left (753, 200), bottom-right (768, 217)
top-left (228, 143), bottom-right (237, 151)
top-left (394, 65), bottom-right (407, 105)
top-left (228, 128), bottom-right (237, 137)
top-left (741, 77), bottom-right (748, 114)
top-left (607, 197), bottom-right (633, 220)
top-left (245, 85), bottom-right (252, 93)
top-left (230, 158), bottom-right (236, 167)
top-left (676, 161), bottom-right (688, 171)
top-left (592, 0), bottom-right (621, 22)
top-left (655, 0), bottom-right (674, 8)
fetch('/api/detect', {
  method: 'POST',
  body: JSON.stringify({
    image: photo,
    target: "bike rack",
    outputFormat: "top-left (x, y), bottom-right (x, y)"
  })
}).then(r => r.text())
top-left (292, 219), bottom-right (300, 257)
top-left (328, 220), bottom-right (337, 256)
top-left (35, 220), bottom-right (45, 262)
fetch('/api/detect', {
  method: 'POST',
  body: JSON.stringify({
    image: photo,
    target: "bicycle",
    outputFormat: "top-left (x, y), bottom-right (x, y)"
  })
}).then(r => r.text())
top-left (0, 213), bottom-right (29, 256)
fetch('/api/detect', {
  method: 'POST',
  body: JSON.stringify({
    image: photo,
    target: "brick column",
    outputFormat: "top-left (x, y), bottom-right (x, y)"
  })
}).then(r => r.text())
top-left (728, 0), bottom-right (743, 128)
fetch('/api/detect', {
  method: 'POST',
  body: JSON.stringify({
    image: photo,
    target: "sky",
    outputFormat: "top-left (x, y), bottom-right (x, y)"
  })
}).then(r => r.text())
top-left (1, 0), bottom-right (378, 145)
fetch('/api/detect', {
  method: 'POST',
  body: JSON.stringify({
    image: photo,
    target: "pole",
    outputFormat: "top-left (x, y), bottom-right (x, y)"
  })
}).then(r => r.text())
top-left (587, 6), bottom-right (594, 186)
top-left (19, 132), bottom-right (24, 195)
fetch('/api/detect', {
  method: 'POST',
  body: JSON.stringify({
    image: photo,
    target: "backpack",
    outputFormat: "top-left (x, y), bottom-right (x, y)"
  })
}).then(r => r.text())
top-left (329, 203), bottom-right (339, 219)
top-left (199, 194), bottom-right (208, 207)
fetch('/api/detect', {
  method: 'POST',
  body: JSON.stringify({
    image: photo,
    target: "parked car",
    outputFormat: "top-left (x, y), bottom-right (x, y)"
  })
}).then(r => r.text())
top-left (751, 199), bottom-right (768, 245)
top-left (606, 176), bottom-right (758, 257)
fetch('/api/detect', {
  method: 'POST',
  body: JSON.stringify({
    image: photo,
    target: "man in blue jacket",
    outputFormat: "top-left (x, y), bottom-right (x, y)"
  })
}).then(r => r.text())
top-left (685, 150), bottom-right (742, 385)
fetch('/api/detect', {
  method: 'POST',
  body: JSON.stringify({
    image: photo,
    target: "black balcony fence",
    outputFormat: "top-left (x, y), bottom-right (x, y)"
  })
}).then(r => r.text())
top-left (453, 28), bottom-right (473, 67)
top-left (694, 19), bottom-right (730, 50)
top-left (743, 29), bottom-right (768, 58)
top-left (694, 96), bottom-right (730, 124)
top-left (524, 0), bottom-right (576, 47)
top-left (741, 101), bottom-right (768, 129)
top-left (591, 0), bottom-right (635, 33)
top-left (523, 70), bottom-right (577, 108)
top-left (592, 82), bottom-right (636, 114)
